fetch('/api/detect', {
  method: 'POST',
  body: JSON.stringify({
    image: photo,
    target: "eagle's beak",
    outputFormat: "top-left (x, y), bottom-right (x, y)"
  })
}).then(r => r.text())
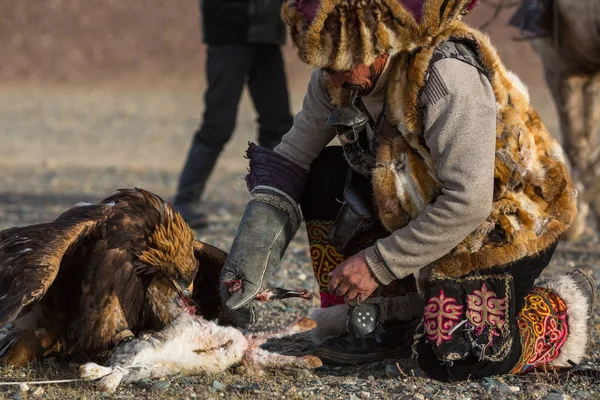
top-left (174, 281), bottom-right (194, 298)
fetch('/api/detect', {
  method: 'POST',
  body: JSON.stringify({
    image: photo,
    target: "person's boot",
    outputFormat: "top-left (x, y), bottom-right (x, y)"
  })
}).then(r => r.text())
top-left (310, 302), bottom-right (421, 366)
top-left (174, 133), bottom-right (223, 229)
top-left (510, 269), bottom-right (596, 374)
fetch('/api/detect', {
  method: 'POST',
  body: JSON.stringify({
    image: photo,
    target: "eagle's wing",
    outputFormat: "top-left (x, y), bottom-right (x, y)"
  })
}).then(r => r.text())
top-left (191, 240), bottom-right (228, 320)
top-left (0, 205), bottom-right (106, 327)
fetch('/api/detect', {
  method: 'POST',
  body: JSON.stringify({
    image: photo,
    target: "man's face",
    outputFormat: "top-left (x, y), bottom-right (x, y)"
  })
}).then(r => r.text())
top-left (324, 54), bottom-right (388, 96)
top-left (325, 63), bottom-right (374, 95)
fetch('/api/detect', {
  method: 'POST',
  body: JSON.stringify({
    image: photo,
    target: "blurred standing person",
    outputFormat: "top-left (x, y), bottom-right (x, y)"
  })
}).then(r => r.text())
top-left (174, 0), bottom-right (294, 227)
top-left (510, 0), bottom-right (600, 240)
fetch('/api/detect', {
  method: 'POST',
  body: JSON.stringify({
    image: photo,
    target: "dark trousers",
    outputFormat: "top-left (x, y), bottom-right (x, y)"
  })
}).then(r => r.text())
top-left (175, 44), bottom-right (293, 205)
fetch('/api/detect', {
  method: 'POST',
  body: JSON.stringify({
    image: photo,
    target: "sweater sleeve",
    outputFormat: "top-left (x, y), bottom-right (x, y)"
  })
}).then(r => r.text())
top-left (364, 58), bottom-right (497, 285)
top-left (274, 69), bottom-right (337, 171)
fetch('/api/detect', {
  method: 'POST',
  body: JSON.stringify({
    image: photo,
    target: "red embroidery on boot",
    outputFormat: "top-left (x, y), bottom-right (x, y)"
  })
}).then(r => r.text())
top-left (424, 290), bottom-right (464, 347)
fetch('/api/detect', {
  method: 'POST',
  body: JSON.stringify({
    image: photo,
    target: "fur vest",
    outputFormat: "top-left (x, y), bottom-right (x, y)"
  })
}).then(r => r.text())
top-left (379, 28), bottom-right (576, 278)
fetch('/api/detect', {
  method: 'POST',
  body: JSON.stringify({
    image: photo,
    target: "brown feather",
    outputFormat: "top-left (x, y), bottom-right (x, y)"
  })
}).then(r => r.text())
top-left (0, 188), bottom-right (212, 364)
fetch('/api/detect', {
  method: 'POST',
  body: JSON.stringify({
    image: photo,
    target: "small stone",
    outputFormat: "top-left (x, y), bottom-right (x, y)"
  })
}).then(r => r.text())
top-left (350, 395), bottom-right (360, 400)
top-left (180, 377), bottom-right (200, 385)
top-left (361, 391), bottom-right (370, 398)
top-left (18, 383), bottom-right (29, 393)
top-left (9, 392), bottom-right (23, 400)
top-left (286, 386), bottom-right (297, 394)
top-left (367, 375), bottom-right (375, 381)
top-left (508, 386), bottom-right (520, 393)
top-left (212, 380), bottom-right (225, 392)
top-left (497, 382), bottom-right (515, 395)
top-left (543, 394), bottom-right (568, 400)
top-left (413, 395), bottom-right (425, 400)
top-left (32, 387), bottom-right (44, 397)
top-left (151, 380), bottom-right (171, 391)
top-left (482, 376), bottom-right (496, 393)
top-left (385, 364), bottom-right (401, 378)
top-left (136, 380), bottom-right (151, 389)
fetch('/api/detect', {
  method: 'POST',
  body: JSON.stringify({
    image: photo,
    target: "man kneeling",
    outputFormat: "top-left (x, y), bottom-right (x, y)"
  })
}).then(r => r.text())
top-left (217, 0), bottom-right (593, 381)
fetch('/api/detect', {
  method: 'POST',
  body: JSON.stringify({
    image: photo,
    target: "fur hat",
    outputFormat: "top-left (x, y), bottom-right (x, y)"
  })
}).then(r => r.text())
top-left (282, 0), bottom-right (480, 71)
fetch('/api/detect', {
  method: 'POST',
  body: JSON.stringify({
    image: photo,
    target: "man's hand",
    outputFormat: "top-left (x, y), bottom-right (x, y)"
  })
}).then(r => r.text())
top-left (328, 250), bottom-right (379, 303)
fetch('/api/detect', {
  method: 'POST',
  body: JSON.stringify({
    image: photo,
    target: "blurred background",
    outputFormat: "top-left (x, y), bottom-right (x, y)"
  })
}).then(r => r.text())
top-left (0, 0), bottom-right (558, 234)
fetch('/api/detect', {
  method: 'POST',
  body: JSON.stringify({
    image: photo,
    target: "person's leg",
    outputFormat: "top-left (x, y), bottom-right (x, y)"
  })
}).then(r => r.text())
top-left (247, 44), bottom-right (294, 150)
top-left (415, 244), bottom-right (595, 381)
top-left (583, 72), bottom-right (600, 231)
top-left (175, 45), bottom-right (251, 226)
top-left (532, 38), bottom-right (591, 240)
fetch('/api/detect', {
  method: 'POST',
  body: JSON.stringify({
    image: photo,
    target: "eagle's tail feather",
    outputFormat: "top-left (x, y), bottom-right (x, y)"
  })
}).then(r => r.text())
top-left (0, 324), bottom-right (18, 358)
top-left (0, 297), bottom-right (24, 329)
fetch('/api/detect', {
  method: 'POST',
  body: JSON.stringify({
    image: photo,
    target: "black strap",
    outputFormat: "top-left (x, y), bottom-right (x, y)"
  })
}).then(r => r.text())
top-left (430, 40), bottom-right (487, 76)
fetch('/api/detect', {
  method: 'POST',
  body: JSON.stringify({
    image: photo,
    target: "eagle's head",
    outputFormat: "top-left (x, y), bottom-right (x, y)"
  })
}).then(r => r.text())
top-left (137, 211), bottom-right (198, 298)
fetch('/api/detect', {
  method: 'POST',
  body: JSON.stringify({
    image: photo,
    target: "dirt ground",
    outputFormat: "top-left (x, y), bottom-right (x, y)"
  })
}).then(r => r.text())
top-left (0, 1), bottom-right (599, 399)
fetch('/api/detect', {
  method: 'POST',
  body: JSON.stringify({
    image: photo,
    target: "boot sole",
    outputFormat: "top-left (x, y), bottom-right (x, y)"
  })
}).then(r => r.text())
top-left (311, 347), bottom-right (408, 366)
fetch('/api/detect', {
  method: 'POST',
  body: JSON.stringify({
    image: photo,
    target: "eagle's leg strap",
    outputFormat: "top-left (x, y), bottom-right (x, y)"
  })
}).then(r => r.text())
top-left (112, 329), bottom-right (134, 346)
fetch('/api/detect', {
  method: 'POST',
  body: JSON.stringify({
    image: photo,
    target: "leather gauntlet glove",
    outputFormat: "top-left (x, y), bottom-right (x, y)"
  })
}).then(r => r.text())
top-left (219, 186), bottom-right (302, 325)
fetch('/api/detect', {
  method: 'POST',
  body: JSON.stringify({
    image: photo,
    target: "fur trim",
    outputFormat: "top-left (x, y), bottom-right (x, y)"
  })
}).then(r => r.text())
top-left (309, 293), bottom-right (424, 343)
top-left (537, 274), bottom-right (592, 367)
top-left (282, 0), bottom-right (478, 71)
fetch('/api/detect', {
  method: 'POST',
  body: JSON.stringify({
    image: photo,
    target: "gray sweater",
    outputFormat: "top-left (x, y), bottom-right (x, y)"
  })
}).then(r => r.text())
top-left (274, 57), bottom-right (497, 285)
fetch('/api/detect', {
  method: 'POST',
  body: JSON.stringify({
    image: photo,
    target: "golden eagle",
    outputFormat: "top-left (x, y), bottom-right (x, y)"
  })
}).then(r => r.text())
top-left (0, 188), bottom-right (312, 368)
top-left (0, 188), bottom-right (234, 366)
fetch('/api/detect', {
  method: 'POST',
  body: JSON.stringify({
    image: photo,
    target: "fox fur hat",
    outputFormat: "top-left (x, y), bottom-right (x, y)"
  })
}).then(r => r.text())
top-left (282, 0), bottom-right (480, 71)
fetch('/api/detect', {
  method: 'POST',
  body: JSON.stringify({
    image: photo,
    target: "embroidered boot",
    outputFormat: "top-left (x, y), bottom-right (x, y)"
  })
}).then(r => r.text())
top-left (510, 269), bottom-right (596, 374)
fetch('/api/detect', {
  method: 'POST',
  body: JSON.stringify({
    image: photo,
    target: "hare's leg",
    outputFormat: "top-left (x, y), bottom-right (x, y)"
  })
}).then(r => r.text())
top-left (248, 318), bottom-right (316, 346)
top-left (80, 337), bottom-right (156, 392)
top-left (248, 347), bottom-right (322, 369)
top-left (79, 363), bottom-right (126, 393)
